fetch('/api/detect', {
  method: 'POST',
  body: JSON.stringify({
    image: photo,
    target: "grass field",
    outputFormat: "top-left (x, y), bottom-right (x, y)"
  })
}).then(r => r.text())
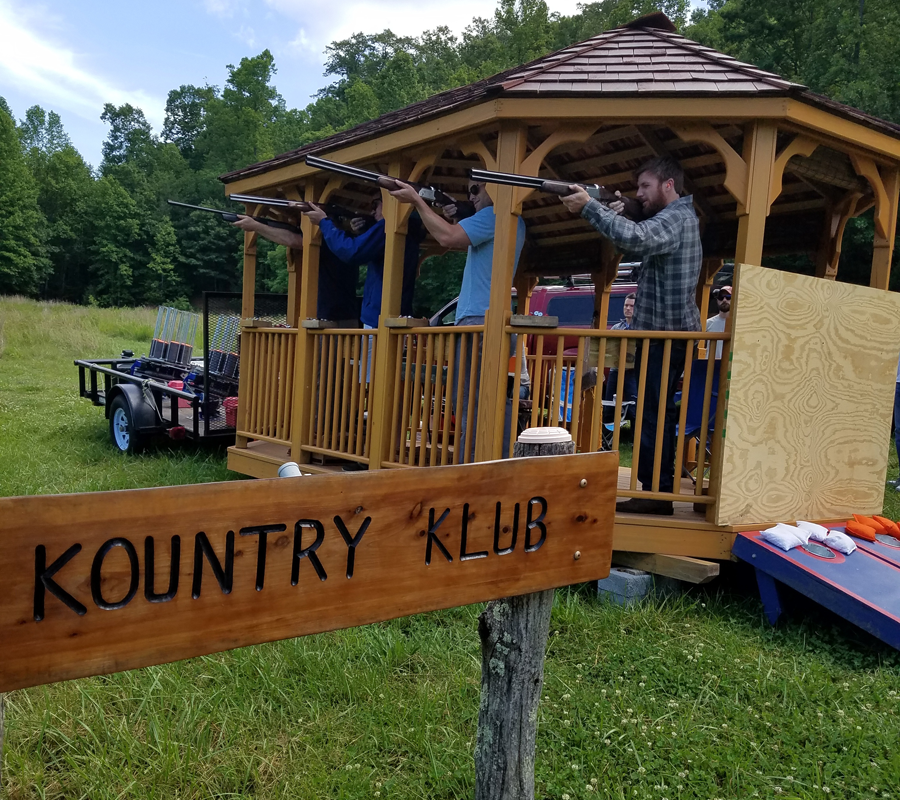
top-left (2, 296), bottom-right (900, 799)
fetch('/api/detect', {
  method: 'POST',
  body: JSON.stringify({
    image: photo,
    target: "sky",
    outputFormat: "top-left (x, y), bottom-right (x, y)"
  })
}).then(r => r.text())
top-left (0, 0), bottom-right (617, 170)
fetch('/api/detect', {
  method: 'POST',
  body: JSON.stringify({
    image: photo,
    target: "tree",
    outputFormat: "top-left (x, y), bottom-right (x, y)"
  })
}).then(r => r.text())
top-left (100, 103), bottom-right (156, 171)
top-left (18, 106), bottom-right (71, 157)
top-left (162, 84), bottom-right (217, 168)
top-left (0, 105), bottom-right (49, 295)
top-left (86, 176), bottom-right (140, 306)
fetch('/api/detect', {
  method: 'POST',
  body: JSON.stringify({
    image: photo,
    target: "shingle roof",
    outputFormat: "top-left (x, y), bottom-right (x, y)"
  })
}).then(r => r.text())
top-left (221, 13), bottom-right (899, 183)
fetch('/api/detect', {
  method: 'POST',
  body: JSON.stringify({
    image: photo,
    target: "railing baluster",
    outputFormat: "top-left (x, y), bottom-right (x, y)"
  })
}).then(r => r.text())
top-left (418, 335), bottom-right (436, 468)
top-left (452, 333), bottom-right (467, 466)
top-left (387, 333), bottom-right (403, 462)
top-left (428, 334), bottom-right (445, 467)
top-left (674, 342), bottom-right (694, 499)
top-left (630, 338), bottom-right (650, 492)
top-left (462, 332), bottom-right (479, 464)
top-left (441, 333), bottom-right (456, 466)
top-left (530, 336), bottom-right (544, 429)
top-left (570, 339), bottom-right (584, 446)
top-left (408, 334), bottom-right (426, 465)
top-left (650, 338), bottom-right (672, 494)
top-left (508, 334), bottom-right (524, 459)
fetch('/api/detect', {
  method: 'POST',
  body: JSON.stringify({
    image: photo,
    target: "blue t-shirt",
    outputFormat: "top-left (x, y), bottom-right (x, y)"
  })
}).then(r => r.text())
top-left (455, 207), bottom-right (527, 322)
top-left (319, 217), bottom-right (425, 328)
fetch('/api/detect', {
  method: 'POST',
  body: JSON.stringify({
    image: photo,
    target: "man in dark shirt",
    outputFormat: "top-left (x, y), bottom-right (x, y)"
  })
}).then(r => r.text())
top-left (561, 156), bottom-right (702, 515)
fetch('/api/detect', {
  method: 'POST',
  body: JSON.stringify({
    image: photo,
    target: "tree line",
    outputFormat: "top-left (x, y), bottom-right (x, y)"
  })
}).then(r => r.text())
top-left (1, 0), bottom-right (898, 313)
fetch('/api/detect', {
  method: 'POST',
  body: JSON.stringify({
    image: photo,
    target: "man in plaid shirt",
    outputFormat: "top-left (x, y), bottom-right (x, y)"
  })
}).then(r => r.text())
top-left (562, 156), bottom-right (702, 515)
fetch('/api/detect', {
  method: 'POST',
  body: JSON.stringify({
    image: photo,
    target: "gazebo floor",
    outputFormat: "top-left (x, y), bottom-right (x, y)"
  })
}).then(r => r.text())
top-left (227, 441), bottom-right (737, 559)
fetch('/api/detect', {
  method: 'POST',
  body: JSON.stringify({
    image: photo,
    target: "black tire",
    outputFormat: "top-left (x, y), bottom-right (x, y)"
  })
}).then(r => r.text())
top-left (109, 395), bottom-right (146, 454)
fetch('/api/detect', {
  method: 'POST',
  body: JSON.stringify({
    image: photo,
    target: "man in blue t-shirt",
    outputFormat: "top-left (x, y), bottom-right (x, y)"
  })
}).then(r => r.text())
top-left (388, 179), bottom-right (527, 461)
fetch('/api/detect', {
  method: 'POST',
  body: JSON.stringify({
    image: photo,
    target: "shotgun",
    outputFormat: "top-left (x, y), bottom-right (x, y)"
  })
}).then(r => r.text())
top-left (468, 168), bottom-right (644, 219)
top-left (304, 155), bottom-right (476, 221)
top-left (167, 200), bottom-right (301, 233)
top-left (229, 194), bottom-right (375, 229)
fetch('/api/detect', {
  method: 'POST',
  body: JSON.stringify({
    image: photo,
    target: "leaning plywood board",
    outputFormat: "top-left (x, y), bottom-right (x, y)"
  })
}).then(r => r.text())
top-left (716, 264), bottom-right (900, 526)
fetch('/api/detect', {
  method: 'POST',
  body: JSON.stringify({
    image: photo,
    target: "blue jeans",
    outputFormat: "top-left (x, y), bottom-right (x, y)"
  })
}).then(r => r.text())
top-left (893, 382), bottom-right (900, 460)
top-left (455, 315), bottom-right (513, 463)
top-left (634, 339), bottom-right (687, 494)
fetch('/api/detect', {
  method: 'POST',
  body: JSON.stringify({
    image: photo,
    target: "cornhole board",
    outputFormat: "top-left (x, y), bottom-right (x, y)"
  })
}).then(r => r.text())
top-left (732, 530), bottom-right (900, 650)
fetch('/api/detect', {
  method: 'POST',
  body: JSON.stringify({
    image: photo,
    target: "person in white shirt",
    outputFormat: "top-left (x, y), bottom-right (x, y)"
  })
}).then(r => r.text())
top-left (705, 285), bottom-right (731, 360)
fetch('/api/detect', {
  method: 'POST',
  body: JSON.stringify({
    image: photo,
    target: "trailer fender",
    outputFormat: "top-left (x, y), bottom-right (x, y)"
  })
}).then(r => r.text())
top-left (105, 384), bottom-right (163, 433)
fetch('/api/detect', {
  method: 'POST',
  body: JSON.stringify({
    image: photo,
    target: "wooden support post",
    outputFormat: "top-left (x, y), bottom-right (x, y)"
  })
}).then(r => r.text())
top-left (241, 230), bottom-right (257, 321)
top-left (285, 244), bottom-right (301, 328)
top-left (476, 123), bottom-right (527, 463)
top-left (288, 181), bottom-right (324, 465)
top-left (734, 121), bottom-right (778, 267)
top-left (594, 239), bottom-right (621, 330)
top-left (475, 428), bottom-right (575, 800)
top-left (870, 167), bottom-right (899, 290)
top-left (368, 159), bottom-right (412, 469)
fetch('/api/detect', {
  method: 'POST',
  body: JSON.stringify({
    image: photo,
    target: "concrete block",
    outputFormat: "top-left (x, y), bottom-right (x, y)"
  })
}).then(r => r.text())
top-left (597, 567), bottom-right (653, 606)
top-left (653, 575), bottom-right (685, 599)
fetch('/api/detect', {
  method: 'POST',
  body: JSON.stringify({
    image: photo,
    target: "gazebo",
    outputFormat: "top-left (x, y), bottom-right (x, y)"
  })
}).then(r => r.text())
top-left (220, 12), bottom-right (900, 562)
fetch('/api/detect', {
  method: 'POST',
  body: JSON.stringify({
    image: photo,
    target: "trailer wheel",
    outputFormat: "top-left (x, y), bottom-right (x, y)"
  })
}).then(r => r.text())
top-left (109, 395), bottom-right (145, 454)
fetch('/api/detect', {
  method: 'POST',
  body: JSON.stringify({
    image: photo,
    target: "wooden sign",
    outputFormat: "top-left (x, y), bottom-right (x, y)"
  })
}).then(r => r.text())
top-left (0, 452), bottom-right (616, 692)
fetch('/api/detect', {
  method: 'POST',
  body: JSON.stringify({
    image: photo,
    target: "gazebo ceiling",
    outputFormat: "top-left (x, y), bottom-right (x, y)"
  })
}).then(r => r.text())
top-left (221, 12), bottom-right (900, 274)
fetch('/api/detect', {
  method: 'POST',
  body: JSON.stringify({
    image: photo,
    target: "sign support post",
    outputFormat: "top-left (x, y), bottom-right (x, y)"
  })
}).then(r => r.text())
top-left (475, 428), bottom-right (577, 800)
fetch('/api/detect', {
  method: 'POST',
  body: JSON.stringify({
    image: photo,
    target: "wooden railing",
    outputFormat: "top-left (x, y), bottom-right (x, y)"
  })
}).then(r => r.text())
top-left (303, 329), bottom-right (374, 465)
top-left (384, 325), bottom-right (485, 467)
top-left (236, 328), bottom-right (297, 446)
top-left (507, 326), bottom-right (730, 505)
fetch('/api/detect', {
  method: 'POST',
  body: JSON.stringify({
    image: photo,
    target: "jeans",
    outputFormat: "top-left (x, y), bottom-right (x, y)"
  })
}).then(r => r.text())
top-left (455, 315), bottom-right (513, 463)
top-left (894, 382), bottom-right (900, 459)
top-left (634, 339), bottom-right (688, 494)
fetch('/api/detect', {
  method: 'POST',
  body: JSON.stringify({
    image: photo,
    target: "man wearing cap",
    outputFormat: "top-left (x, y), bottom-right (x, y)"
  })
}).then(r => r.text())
top-left (706, 285), bottom-right (731, 360)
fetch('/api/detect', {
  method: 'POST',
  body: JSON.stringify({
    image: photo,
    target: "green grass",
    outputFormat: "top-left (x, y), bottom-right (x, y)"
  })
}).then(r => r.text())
top-left (2, 296), bottom-right (900, 799)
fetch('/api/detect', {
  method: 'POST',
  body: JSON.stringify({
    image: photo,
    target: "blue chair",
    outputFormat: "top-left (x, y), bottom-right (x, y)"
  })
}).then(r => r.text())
top-left (677, 359), bottom-right (720, 482)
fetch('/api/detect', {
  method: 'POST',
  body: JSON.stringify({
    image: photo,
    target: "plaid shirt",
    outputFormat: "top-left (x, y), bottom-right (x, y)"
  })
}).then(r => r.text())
top-left (582, 196), bottom-right (702, 332)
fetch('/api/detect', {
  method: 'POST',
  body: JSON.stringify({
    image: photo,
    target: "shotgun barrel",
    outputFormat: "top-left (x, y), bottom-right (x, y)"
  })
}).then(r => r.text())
top-left (468, 168), bottom-right (644, 219)
top-left (167, 200), bottom-right (301, 233)
top-left (304, 155), bottom-right (475, 221)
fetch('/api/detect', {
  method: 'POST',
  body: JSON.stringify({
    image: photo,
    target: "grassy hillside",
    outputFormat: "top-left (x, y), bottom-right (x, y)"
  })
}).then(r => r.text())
top-left (1, 297), bottom-right (899, 799)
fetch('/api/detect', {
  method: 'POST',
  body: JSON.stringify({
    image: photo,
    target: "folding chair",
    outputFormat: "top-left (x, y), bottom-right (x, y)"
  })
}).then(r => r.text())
top-left (677, 359), bottom-right (720, 483)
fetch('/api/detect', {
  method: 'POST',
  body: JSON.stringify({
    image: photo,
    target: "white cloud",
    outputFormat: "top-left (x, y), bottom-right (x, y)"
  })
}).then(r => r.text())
top-left (203, 0), bottom-right (242, 18)
top-left (0, 1), bottom-right (165, 129)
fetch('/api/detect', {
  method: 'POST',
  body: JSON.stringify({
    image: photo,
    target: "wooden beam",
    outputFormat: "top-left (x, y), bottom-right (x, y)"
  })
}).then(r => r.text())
top-left (768, 134), bottom-right (819, 212)
top-left (476, 123), bottom-right (528, 462)
top-left (669, 121), bottom-right (748, 208)
top-left (785, 99), bottom-right (900, 162)
top-left (612, 552), bottom-right (720, 584)
top-left (870, 167), bottom-right (900, 290)
top-left (288, 179), bottom-right (325, 466)
top-left (734, 121), bottom-right (778, 266)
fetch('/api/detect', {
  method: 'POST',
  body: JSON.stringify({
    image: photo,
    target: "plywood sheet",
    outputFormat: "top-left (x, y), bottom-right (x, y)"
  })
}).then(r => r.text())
top-left (0, 452), bottom-right (616, 692)
top-left (716, 264), bottom-right (900, 525)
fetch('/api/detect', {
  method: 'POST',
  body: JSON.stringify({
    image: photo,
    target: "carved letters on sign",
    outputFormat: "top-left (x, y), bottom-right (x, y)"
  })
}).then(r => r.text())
top-left (1, 454), bottom-right (617, 693)
top-left (32, 500), bottom-right (549, 620)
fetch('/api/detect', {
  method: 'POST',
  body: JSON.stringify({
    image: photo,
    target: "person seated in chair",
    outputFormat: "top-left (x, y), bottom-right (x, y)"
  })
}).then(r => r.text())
top-left (604, 292), bottom-right (637, 425)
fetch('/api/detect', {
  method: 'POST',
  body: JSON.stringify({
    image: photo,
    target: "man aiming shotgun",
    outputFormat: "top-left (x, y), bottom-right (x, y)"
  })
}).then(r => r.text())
top-left (468, 168), bottom-right (645, 220)
top-left (304, 155), bottom-right (476, 222)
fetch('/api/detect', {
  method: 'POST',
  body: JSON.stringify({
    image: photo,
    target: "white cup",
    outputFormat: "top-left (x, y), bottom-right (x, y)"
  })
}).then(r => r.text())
top-left (277, 461), bottom-right (303, 478)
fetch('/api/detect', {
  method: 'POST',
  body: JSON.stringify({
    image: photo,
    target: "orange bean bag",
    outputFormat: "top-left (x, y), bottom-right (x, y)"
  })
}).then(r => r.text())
top-left (872, 516), bottom-right (900, 536)
top-left (845, 520), bottom-right (878, 542)
top-left (852, 514), bottom-right (887, 533)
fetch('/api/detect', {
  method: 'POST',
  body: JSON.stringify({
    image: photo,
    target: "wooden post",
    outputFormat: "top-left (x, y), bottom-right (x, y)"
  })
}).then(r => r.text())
top-left (870, 167), bottom-right (899, 290)
top-left (288, 181), bottom-right (324, 466)
top-left (368, 159), bottom-right (411, 470)
top-left (475, 123), bottom-right (527, 463)
top-left (285, 244), bottom-right (301, 328)
top-left (241, 230), bottom-right (257, 321)
top-left (475, 427), bottom-right (575, 800)
top-left (734, 121), bottom-right (777, 267)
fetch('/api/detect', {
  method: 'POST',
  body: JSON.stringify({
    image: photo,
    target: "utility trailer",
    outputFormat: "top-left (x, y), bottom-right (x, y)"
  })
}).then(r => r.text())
top-left (76, 293), bottom-right (288, 453)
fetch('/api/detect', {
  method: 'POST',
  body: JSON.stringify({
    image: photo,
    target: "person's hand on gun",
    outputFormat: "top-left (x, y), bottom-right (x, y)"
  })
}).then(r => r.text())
top-left (231, 215), bottom-right (262, 232)
top-left (560, 185), bottom-right (592, 215)
top-left (303, 203), bottom-right (327, 225)
top-left (608, 191), bottom-right (626, 216)
top-left (386, 181), bottom-right (422, 207)
top-left (350, 216), bottom-right (369, 234)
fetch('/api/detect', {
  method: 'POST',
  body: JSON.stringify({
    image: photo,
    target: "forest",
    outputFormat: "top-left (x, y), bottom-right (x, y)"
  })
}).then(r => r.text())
top-left (1, 0), bottom-right (899, 316)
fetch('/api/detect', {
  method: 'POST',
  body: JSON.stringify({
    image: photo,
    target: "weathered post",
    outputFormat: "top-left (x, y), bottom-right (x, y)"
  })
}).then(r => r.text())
top-left (475, 427), bottom-right (575, 800)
